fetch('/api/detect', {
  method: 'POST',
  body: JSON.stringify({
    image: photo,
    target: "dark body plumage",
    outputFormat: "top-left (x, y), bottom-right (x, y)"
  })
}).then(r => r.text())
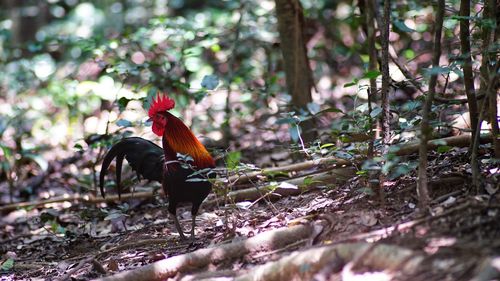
top-left (99, 136), bottom-right (213, 239)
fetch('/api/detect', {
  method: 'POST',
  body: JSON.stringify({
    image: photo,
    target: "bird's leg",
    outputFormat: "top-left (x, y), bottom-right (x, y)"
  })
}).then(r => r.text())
top-left (189, 215), bottom-right (196, 242)
top-left (171, 213), bottom-right (187, 240)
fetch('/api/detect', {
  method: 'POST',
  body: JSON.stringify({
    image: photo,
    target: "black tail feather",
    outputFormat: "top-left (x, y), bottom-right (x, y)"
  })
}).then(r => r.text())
top-left (99, 137), bottom-right (164, 199)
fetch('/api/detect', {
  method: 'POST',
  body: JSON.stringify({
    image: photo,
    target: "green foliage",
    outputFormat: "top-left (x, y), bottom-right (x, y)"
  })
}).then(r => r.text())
top-left (225, 151), bottom-right (242, 171)
top-left (0, 0), bottom-right (496, 197)
top-left (103, 206), bottom-right (129, 221)
top-left (1, 258), bottom-right (14, 271)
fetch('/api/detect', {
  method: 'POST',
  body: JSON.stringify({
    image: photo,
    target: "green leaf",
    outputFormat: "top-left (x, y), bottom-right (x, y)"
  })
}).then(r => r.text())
top-left (104, 210), bottom-right (128, 221)
top-left (302, 176), bottom-right (321, 187)
top-left (334, 151), bottom-right (353, 159)
top-left (393, 19), bottom-right (415, 32)
top-left (437, 145), bottom-right (452, 153)
top-left (430, 139), bottom-right (447, 146)
top-left (316, 107), bottom-right (343, 115)
top-left (23, 154), bottom-right (49, 172)
top-left (226, 151), bottom-right (241, 171)
top-left (1, 258), bottom-right (14, 271)
top-left (276, 117), bottom-right (296, 125)
top-left (73, 143), bottom-right (84, 152)
top-left (40, 209), bottom-right (59, 223)
top-left (403, 49), bottom-right (415, 60)
top-left (183, 46), bottom-right (203, 57)
top-left (343, 78), bottom-right (359, 88)
top-left (424, 66), bottom-right (451, 76)
top-left (116, 119), bottom-right (133, 127)
top-left (320, 143), bottom-right (335, 149)
top-left (450, 15), bottom-right (477, 21)
top-left (356, 170), bottom-right (368, 176)
top-left (144, 87), bottom-right (158, 110)
top-left (0, 144), bottom-right (12, 159)
top-left (192, 89), bottom-right (208, 103)
top-left (363, 70), bottom-right (381, 79)
top-left (201, 74), bottom-right (219, 90)
top-left (370, 107), bottom-right (382, 118)
top-left (307, 102), bottom-right (321, 115)
top-left (289, 124), bottom-right (301, 143)
top-left (118, 97), bottom-right (131, 112)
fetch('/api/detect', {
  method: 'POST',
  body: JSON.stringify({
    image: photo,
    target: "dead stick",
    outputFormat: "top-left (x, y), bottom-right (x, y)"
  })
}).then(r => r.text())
top-left (0, 191), bottom-right (157, 213)
top-left (56, 256), bottom-right (95, 281)
top-left (204, 168), bottom-right (356, 208)
top-left (226, 157), bottom-right (353, 185)
top-left (395, 134), bottom-right (491, 156)
top-left (97, 239), bottom-right (170, 257)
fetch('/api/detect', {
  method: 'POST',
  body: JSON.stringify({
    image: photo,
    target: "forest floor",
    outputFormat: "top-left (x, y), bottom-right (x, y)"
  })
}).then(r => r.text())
top-left (1, 143), bottom-right (499, 281)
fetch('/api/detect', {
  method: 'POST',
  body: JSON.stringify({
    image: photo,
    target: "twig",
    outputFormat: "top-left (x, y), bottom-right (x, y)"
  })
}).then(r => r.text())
top-left (97, 239), bottom-right (170, 258)
top-left (0, 191), bottom-right (156, 213)
top-left (345, 200), bottom-right (474, 242)
top-left (432, 189), bottom-right (464, 204)
top-left (251, 239), bottom-right (308, 259)
top-left (56, 256), bottom-right (95, 281)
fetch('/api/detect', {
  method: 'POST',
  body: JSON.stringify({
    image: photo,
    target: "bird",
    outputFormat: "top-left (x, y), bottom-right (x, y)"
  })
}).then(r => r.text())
top-left (99, 93), bottom-right (215, 240)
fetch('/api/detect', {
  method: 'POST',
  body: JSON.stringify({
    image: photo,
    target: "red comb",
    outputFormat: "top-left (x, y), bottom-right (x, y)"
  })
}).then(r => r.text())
top-left (148, 93), bottom-right (175, 118)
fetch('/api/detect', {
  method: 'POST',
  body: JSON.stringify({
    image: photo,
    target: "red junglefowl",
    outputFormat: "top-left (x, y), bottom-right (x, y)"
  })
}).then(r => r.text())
top-left (99, 93), bottom-right (215, 240)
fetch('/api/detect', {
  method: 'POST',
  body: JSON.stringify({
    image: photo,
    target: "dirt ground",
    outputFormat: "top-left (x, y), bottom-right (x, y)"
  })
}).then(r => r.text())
top-left (1, 146), bottom-right (499, 281)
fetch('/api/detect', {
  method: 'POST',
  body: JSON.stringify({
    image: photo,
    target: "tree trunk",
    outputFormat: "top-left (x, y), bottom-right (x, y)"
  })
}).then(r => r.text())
top-left (377, 0), bottom-right (391, 205)
top-left (417, 0), bottom-right (445, 208)
top-left (479, 0), bottom-right (499, 158)
top-left (275, 0), bottom-right (316, 143)
top-left (459, 0), bottom-right (479, 141)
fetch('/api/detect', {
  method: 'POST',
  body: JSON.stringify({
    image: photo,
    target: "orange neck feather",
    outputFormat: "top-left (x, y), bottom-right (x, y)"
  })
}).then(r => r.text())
top-left (162, 112), bottom-right (215, 168)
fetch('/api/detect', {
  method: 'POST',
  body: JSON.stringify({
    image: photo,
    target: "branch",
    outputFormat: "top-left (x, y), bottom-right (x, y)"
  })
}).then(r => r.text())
top-left (0, 191), bottom-right (156, 213)
top-left (396, 134), bottom-right (491, 156)
top-left (226, 157), bottom-right (353, 185)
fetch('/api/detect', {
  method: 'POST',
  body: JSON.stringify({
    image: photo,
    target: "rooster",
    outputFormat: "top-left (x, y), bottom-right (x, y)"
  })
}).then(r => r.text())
top-left (99, 93), bottom-right (215, 240)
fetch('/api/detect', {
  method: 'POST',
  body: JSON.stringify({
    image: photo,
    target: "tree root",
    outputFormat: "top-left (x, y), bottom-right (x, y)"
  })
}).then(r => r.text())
top-left (91, 223), bottom-right (315, 281)
top-left (235, 242), bottom-right (423, 281)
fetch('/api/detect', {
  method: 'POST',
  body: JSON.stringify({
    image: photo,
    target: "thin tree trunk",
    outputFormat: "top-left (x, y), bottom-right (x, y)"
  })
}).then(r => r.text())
top-left (459, 0), bottom-right (478, 140)
top-left (380, 0), bottom-right (391, 150)
top-left (417, 0), bottom-right (445, 208)
top-left (275, 0), bottom-right (316, 143)
top-left (479, 0), bottom-right (499, 158)
top-left (222, 6), bottom-right (245, 147)
top-left (378, 0), bottom-right (391, 204)
top-left (363, 0), bottom-right (378, 159)
top-left (360, 0), bottom-right (379, 194)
